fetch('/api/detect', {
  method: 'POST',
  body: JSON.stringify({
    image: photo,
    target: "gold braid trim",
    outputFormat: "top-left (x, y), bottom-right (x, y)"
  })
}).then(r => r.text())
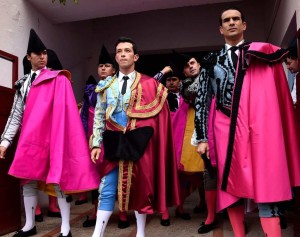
top-left (117, 160), bottom-right (134, 211)
top-left (135, 83), bottom-right (164, 110)
top-left (105, 104), bottom-right (126, 130)
top-left (129, 118), bottom-right (136, 130)
top-left (118, 160), bottom-right (124, 211)
top-left (106, 120), bottom-right (125, 131)
top-left (127, 87), bottom-right (137, 114)
top-left (127, 84), bottom-right (168, 118)
top-left (105, 105), bottom-right (112, 121)
top-left (95, 75), bottom-right (117, 93)
top-left (102, 89), bottom-right (107, 103)
top-left (125, 161), bottom-right (133, 211)
top-left (130, 72), bottom-right (141, 91)
top-left (126, 73), bottom-right (141, 115)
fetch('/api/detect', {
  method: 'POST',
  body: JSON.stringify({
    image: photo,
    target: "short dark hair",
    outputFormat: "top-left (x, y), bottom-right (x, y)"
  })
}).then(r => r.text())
top-left (286, 46), bottom-right (298, 60)
top-left (219, 7), bottom-right (245, 26)
top-left (115, 37), bottom-right (138, 54)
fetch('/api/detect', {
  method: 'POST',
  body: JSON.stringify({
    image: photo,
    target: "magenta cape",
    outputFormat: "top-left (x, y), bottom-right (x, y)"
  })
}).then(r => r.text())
top-left (9, 69), bottom-right (100, 192)
top-left (170, 96), bottom-right (189, 170)
top-left (99, 73), bottom-right (180, 214)
top-left (210, 43), bottom-right (300, 211)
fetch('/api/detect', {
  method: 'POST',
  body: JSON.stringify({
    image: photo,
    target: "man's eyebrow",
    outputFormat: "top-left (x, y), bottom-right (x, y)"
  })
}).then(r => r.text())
top-left (222, 16), bottom-right (241, 22)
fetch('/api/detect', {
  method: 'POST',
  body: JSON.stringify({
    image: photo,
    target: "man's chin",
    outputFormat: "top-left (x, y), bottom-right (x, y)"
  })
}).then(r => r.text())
top-left (190, 73), bottom-right (198, 78)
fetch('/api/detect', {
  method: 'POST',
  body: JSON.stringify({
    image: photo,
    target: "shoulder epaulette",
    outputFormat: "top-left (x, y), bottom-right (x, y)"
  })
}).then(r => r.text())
top-left (95, 75), bottom-right (116, 93)
top-left (201, 51), bottom-right (218, 69)
top-left (14, 74), bottom-right (29, 90)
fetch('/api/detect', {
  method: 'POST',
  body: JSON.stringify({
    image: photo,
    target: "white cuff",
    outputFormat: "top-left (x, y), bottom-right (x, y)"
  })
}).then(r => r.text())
top-left (191, 130), bottom-right (199, 147)
top-left (0, 140), bottom-right (10, 148)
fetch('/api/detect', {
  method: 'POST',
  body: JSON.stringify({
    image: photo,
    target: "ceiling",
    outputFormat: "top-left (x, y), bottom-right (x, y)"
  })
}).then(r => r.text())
top-left (28, 0), bottom-right (241, 24)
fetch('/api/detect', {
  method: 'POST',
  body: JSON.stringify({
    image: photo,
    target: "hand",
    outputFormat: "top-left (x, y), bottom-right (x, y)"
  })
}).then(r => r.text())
top-left (91, 148), bottom-right (101, 164)
top-left (197, 142), bottom-right (209, 158)
top-left (0, 146), bottom-right (7, 159)
top-left (161, 66), bottom-right (173, 75)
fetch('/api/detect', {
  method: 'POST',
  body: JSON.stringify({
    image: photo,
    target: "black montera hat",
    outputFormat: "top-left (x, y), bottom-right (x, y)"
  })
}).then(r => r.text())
top-left (27, 29), bottom-right (47, 54)
top-left (158, 61), bottom-right (183, 86)
top-left (172, 50), bottom-right (194, 72)
top-left (98, 45), bottom-right (115, 66)
top-left (47, 49), bottom-right (63, 70)
top-left (23, 56), bottom-right (31, 75)
top-left (169, 62), bottom-right (183, 80)
top-left (287, 39), bottom-right (298, 59)
top-left (86, 75), bottom-right (97, 85)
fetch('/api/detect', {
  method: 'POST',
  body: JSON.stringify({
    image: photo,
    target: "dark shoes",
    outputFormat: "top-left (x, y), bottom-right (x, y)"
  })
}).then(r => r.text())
top-left (58, 231), bottom-right (72, 237)
top-left (198, 219), bottom-right (218, 234)
top-left (48, 210), bottom-right (61, 218)
top-left (244, 221), bottom-right (248, 234)
top-left (75, 199), bottom-right (88, 205)
top-left (279, 214), bottom-right (288, 229)
top-left (175, 209), bottom-right (191, 220)
top-left (35, 214), bottom-right (43, 222)
top-left (118, 219), bottom-right (130, 229)
top-left (13, 226), bottom-right (37, 237)
top-left (82, 216), bottom-right (96, 227)
top-left (160, 218), bottom-right (170, 226)
top-left (193, 205), bottom-right (207, 214)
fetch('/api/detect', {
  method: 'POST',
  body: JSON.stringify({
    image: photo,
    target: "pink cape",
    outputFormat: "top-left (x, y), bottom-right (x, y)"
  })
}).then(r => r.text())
top-left (8, 69), bottom-right (100, 192)
top-left (210, 43), bottom-right (300, 211)
top-left (170, 96), bottom-right (189, 170)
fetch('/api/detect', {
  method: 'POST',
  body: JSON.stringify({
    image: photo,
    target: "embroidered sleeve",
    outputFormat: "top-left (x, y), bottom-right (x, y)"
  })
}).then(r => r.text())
top-left (91, 91), bottom-right (107, 148)
top-left (153, 71), bottom-right (164, 82)
top-left (95, 76), bottom-right (114, 93)
top-left (0, 90), bottom-right (24, 146)
top-left (180, 77), bottom-right (199, 102)
top-left (194, 68), bottom-right (210, 143)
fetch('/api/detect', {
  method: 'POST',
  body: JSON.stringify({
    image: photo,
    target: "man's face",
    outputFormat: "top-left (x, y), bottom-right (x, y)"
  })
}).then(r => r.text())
top-left (98, 63), bottom-right (115, 80)
top-left (286, 58), bottom-right (299, 74)
top-left (219, 10), bottom-right (246, 44)
top-left (166, 77), bottom-right (180, 93)
top-left (183, 58), bottom-right (200, 78)
top-left (115, 42), bottom-right (139, 72)
top-left (27, 50), bottom-right (47, 71)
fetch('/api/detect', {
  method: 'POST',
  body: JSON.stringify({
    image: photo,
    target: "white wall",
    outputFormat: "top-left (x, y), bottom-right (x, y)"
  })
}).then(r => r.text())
top-left (268, 0), bottom-right (300, 46)
top-left (0, 1), bottom-right (54, 84)
top-left (0, 0), bottom-right (88, 101)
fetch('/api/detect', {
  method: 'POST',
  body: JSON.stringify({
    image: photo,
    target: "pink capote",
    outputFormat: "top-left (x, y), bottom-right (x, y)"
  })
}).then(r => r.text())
top-left (8, 69), bottom-right (100, 192)
top-left (170, 96), bottom-right (189, 171)
top-left (209, 108), bottom-right (240, 211)
top-left (207, 97), bottom-right (217, 166)
top-left (209, 43), bottom-right (300, 211)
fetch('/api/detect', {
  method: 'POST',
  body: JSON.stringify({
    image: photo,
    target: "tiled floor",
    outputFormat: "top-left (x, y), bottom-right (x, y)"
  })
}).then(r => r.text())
top-left (2, 191), bottom-right (299, 237)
